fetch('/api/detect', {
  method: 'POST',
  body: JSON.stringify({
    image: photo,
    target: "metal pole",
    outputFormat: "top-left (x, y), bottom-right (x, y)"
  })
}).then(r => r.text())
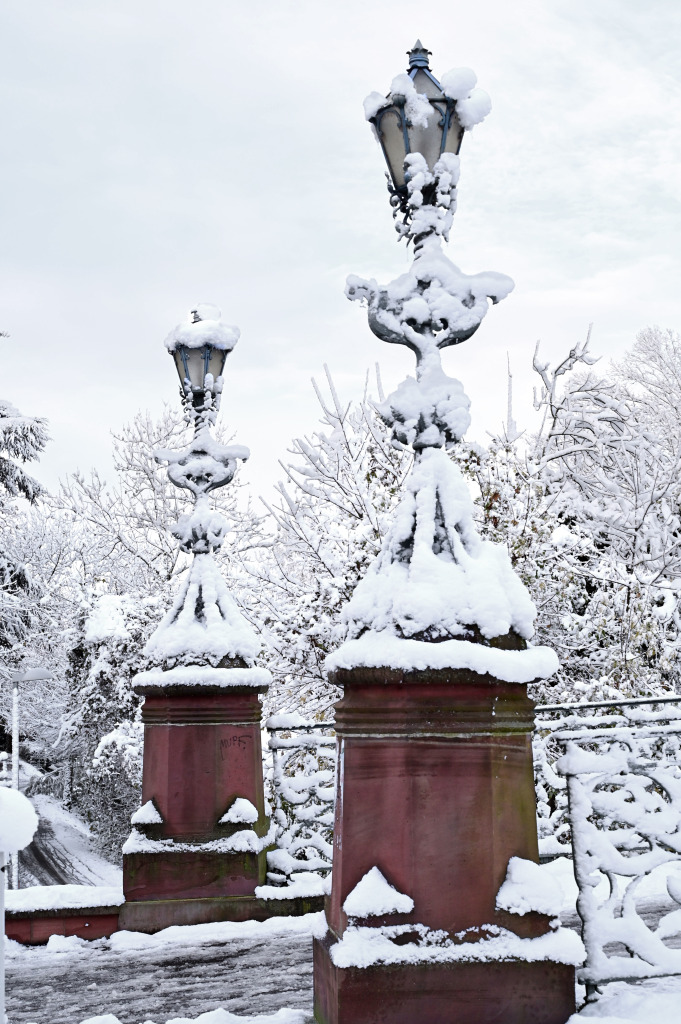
top-left (0, 850), bottom-right (6, 1024)
top-left (11, 681), bottom-right (19, 890)
top-left (11, 681), bottom-right (18, 794)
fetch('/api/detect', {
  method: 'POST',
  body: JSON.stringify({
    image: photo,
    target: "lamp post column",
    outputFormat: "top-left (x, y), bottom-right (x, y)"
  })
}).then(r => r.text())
top-left (120, 306), bottom-right (274, 932)
top-left (312, 45), bottom-right (580, 1024)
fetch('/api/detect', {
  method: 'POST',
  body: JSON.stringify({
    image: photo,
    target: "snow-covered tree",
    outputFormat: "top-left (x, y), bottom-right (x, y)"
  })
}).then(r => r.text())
top-left (464, 334), bottom-right (681, 705)
top-left (246, 369), bottom-right (412, 717)
top-left (55, 592), bottom-right (164, 855)
top-left (0, 396), bottom-right (49, 654)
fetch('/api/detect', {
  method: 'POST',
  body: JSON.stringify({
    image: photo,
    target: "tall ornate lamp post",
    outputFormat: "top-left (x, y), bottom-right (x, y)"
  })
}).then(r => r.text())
top-left (120, 305), bottom-right (275, 932)
top-left (312, 45), bottom-right (581, 1024)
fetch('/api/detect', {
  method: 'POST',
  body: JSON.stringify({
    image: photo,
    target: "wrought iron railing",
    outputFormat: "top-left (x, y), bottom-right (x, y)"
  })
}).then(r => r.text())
top-left (265, 719), bottom-right (336, 884)
top-left (537, 696), bottom-right (681, 999)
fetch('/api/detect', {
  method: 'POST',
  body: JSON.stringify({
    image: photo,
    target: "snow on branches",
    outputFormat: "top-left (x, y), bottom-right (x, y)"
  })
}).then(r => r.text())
top-left (0, 397), bottom-right (48, 503)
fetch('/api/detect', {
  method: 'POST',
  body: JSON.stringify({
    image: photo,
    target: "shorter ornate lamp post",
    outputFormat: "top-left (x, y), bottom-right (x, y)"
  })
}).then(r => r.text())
top-left (120, 305), bottom-right (274, 932)
top-left (313, 45), bottom-right (581, 1024)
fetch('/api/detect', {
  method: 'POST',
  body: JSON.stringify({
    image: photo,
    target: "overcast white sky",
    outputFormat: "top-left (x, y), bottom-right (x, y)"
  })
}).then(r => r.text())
top-left (2, 0), bottom-right (680, 498)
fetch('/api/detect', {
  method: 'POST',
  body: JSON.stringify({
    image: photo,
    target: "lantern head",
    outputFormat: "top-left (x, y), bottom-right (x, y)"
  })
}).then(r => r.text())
top-left (164, 304), bottom-right (240, 411)
top-left (366, 41), bottom-right (467, 206)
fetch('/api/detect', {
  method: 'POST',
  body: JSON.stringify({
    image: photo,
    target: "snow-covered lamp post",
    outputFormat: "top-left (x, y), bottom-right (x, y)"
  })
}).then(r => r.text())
top-left (313, 45), bottom-right (581, 1024)
top-left (120, 305), bottom-right (274, 932)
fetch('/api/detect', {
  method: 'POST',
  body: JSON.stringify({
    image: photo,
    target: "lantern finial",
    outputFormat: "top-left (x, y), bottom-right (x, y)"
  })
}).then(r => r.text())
top-left (408, 40), bottom-right (431, 69)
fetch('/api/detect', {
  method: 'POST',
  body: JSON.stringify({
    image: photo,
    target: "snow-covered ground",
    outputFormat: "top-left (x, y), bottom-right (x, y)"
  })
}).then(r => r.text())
top-left (4, 869), bottom-right (681, 1024)
top-left (4, 801), bottom-right (681, 1024)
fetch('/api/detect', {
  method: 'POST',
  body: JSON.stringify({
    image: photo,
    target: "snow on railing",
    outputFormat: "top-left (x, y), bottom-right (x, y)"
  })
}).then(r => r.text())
top-left (534, 698), bottom-right (681, 858)
top-left (264, 716), bottom-right (336, 885)
top-left (544, 700), bottom-right (681, 1000)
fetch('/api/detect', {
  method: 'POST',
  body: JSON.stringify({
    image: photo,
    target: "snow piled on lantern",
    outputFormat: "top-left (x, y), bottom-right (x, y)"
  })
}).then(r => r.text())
top-left (363, 66), bottom-right (492, 133)
top-left (327, 448), bottom-right (559, 683)
top-left (164, 304), bottom-right (240, 353)
top-left (141, 553), bottom-right (264, 674)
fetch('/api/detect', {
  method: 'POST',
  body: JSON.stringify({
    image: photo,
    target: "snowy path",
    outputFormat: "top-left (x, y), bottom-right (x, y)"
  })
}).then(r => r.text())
top-left (16, 795), bottom-right (122, 889)
top-left (5, 929), bottom-right (314, 1024)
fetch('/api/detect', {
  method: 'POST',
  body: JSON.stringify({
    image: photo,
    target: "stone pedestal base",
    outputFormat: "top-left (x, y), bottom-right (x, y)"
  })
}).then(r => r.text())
top-left (123, 681), bottom-right (272, 929)
top-left (123, 847), bottom-right (267, 902)
top-left (119, 892), bottom-right (324, 933)
top-left (313, 933), bottom-right (576, 1024)
top-left (312, 665), bottom-right (576, 1023)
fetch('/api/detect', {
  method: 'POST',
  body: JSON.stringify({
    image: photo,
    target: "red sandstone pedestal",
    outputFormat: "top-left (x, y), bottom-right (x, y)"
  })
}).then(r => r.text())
top-left (313, 666), bottom-right (576, 1024)
top-left (120, 680), bottom-right (273, 932)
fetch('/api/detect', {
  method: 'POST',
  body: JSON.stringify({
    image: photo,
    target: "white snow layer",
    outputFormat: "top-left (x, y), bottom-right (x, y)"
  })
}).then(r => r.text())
top-left (255, 872), bottom-right (330, 901)
top-left (343, 867), bottom-right (414, 918)
top-left (265, 712), bottom-right (314, 729)
top-left (143, 554), bottom-right (263, 669)
top-left (326, 634), bottom-right (558, 682)
top-left (134, 666), bottom-right (271, 690)
top-left (496, 857), bottom-right (565, 918)
top-left (81, 1011), bottom-right (307, 1024)
top-left (122, 821), bottom-right (276, 856)
top-left (164, 306), bottom-right (240, 353)
top-left (131, 801), bottom-right (163, 825)
top-left (5, 884), bottom-right (124, 913)
top-left (219, 798), bottom-right (259, 825)
top-left (328, 922), bottom-right (584, 969)
top-left (0, 787), bottom-right (38, 853)
top-left (327, 448), bottom-right (557, 681)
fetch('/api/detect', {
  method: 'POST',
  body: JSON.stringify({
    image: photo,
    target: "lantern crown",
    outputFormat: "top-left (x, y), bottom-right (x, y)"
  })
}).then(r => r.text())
top-left (407, 40), bottom-right (432, 69)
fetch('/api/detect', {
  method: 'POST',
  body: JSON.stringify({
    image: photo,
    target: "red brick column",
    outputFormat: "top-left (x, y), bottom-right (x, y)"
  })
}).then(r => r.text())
top-left (120, 681), bottom-right (273, 931)
top-left (313, 666), bottom-right (576, 1024)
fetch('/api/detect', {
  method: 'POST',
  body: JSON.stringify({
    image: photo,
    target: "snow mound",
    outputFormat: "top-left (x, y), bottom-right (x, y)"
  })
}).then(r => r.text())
top-left (144, 554), bottom-right (262, 668)
top-left (337, 448), bottom-right (538, 645)
top-left (343, 866), bottom-right (414, 918)
top-left (496, 857), bottom-right (564, 918)
top-left (0, 787), bottom-right (38, 853)
top-left (266, 711), bottom-right (314, 729)
top-left (131, 801), bottom-right (163, 825)
top-left (219, 798), bottom-right (258, 825)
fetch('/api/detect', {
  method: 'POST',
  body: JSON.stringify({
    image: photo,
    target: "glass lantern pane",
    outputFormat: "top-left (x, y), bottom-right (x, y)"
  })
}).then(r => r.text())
top-left (410, 68), bottom-right (442, 100)
top-left (442, 111), bottom-right (464, 157)
top-left (173, 350), bottom-right (188, 386)
top-left (182, 347), bottom-right (207, 389)
top-left (407, 110), bottom-right (443, 172)
top-left (377, 106), bottom-right (408, 189)
top-left (207, 347), bottom-right (227, 380)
